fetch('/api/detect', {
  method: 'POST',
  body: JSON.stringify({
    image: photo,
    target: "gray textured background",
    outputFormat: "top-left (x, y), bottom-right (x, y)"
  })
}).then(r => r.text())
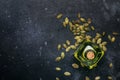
top-left (0, 0), bottom-right (120, 80)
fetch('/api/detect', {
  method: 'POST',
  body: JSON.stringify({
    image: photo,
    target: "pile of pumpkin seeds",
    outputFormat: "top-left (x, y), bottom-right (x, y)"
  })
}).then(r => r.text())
top-left (55, 13), bottom-right (118, 80)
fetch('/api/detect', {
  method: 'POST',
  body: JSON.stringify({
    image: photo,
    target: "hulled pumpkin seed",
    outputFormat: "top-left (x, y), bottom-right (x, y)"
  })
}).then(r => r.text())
top-left (97, 38), bottom-right (102, 44)
top-left (85, 76), bottom-right (90, 80)
top-left (112, 32), bottom-right (119, 35)
top-left (101, 41), bottom-right (107, 46)
top-left (56, 13), bottom-right (63, 19)
top-left (66, 40), bottom-right (70, 45)
top-left (109, 63), bottom-right (113, 68)
top-left (61, 52), bottom-right (65, 59)
top-left (63, 44), bottom-right (67, 48)
top-left (77, 13), bottom-right (81, 18)
top-left (65, 17), bottom-right (69, 24)
top-left (72, 63), bottom-right (79, 69)
top-left (80, 18), bottom-right (86, 22)
top-left (63, 22), bottom-right (66, 27)
top-left (91, 26), bottom-right (95, 30)
top-left (102, 46), bottom-right (107, 51)
top-left (95, 76), bottom-right (100, 80)
top-left (65, 47), bottom-right (71, 52)
top-left (55, 67), bottom-right (61, 71)
top-left (64, 71), bottom-right (71, 76)
top-left (108, 76), bottom-right (112, 80)
top-left (56, 77), bottom-right (60, 80)
top-left (111, 37), bottom-right (115, 42)
top-left (57, 44), bottom-right (61, 50)
top-left (70, 45), bottom-right (76, 50)
top-left (55, 57), bottom-right (61, 62)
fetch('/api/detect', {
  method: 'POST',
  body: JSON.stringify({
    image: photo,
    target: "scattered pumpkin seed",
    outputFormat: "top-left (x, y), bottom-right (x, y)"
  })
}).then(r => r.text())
top-left (61, 52), bottom-right (65, 59)
top-left (77, 13), bottom-right (81, 18)
top-left (66, 40), bottom-right (70, 45)
top-left (65, 47), bottom-right (71, 52)
top-left (80, 18), bottom-right (86, 22)
top-left (97, 38), bottom-right (102, 44)
top-left (87, 18), bottom-right (92, 24)
top-left (63, 44), bottom-right (67, 48)
top-left (64, 71), bottom-right (71, 76)
top-left (102, 45), bottom-right (107, 51)
top-left (109, 63), bottom-right (113, 68)
top-left (56, 77), bottom-right (60, 80)
top-left (91, 26), bottom-right (95, 30)
top-left (108, 76), bottom-right (112, 80)
top-left (65, 17), bottom-right (69, 24)
top-left (108, 35), bottom-right (111, 41)
top-left (111, 37), bottom-right (115, 42)
top-left (85, 76), bottom-right (90, 80)
top-left (55, 57), bottom-right (61, 62)
top-left (112, 32), bottom-right (119, 35)
top-left (102, 32), bottom-right (106, 36)
top-left (63, 22), bottom-right (66, 27)
top-left (55, 67), bottom-right (61, 71)
top-left (101, 41), bottom-right (107, 46)
top-left (57, 44), bottom-right (61, 50)
top-left (70, 45), bottom-right (76, 50)
top-left (72, 63), bottom-right (79, 69)
top-left (56, 13), bottom-right (63, 19)
top-left (95, 76), bottom-right (100, 80)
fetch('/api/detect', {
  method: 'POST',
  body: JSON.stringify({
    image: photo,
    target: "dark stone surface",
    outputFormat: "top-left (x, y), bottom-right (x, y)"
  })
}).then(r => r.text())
top-left (0, 0), bottom-right (120, 80)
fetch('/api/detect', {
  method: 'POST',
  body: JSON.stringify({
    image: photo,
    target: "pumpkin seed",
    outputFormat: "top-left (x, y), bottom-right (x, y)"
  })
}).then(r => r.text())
top-left (91, 26), bottom-right (95, 30)
top-left (65, 47), bottom-right (71, 52)
top-left (64, 71), bottom-right (71, 76)
top-left (85, 76), bottom-right (90, 80)
top-left (66, 40), bottom-right (70, 45)
top-left (97, 38), bottom-right (102, 44)
top-left (109, 63), bottom-right (113, 68)
top-left (65, 17), bottom-right (69, 24)
top-left (112, 32), bottom-right (119, 35)
top-left (56, 13), bottom-right (63, 19)
top-left (108, 35), bottom-right (111, 41)
top-left (56, 77), bottom-right (60, 80)
top-left (92, 38), bottom-right (96, 43)
top-left (102, 32), bottom-right (106, 36)
top-left (57, 44), bottom-right (61, 50)
top-left (55, 67), bottom-right (61, 71)
top-left (95, 76), bottom-right (100, 80)
top-left (111, 37), bottom-right (115, 42)
top-left (63, 22), bottom-right (66, 27)
top-left (77, 13), bottom-right (81, 18)
top-left (80, 18), bottom-right (86, 22)
top-left (101, 41), bottom-right (107, 46)
top-left (70, 45), bottom-right (76, 50)
top-left (108, 76), bottom-right (112, 80)
top-left (72, 63), bottom-right (79, 69)
top-left (102, 46), bottom-right (107, 51)
top-left (55, 57), bottom-right (61, 62)
top-left (63, 44), bottom-right (67, 48)
top-left (84, 23), bottom-right (89, 27)
top-left (61, 52), bottom-right (65, 59)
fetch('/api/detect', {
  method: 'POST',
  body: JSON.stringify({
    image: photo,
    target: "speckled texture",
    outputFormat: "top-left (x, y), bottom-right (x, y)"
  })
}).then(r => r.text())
top-left (0, 0), bottom-right (120, 80)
